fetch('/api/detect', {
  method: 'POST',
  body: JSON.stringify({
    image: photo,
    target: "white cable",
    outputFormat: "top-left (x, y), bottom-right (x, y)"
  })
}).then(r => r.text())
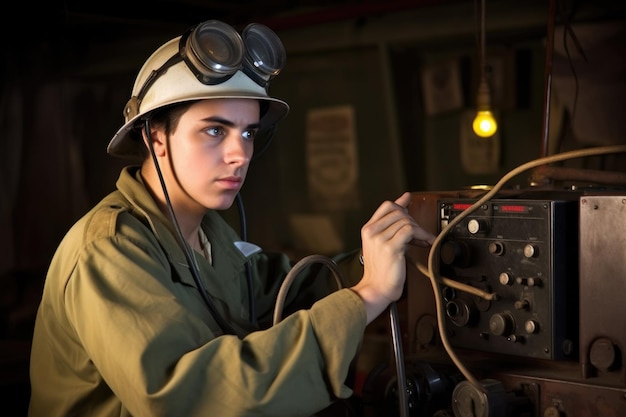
top-left (425, 144), bottom-right (626, 394)
top-left (271, 144), bottom-right (626, 403)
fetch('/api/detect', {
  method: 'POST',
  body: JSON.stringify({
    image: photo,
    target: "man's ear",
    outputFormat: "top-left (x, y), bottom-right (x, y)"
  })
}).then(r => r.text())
top-left (141, 125), bottom-right (167, 157)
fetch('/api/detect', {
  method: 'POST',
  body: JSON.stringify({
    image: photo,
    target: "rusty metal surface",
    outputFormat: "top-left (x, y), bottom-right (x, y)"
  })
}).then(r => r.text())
top-left (495, 371), bottom-right (626, 417)
top-left (579, 195), bottom-right (626, 386)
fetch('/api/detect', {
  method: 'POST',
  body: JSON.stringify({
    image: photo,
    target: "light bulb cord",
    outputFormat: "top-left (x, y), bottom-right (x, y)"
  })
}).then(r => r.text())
top-left (480, 0), bottom-right (486, 75)
top-left (477, 0), bottom-right (490, 110)
top-left (476, 78), bottom-right (491, 110)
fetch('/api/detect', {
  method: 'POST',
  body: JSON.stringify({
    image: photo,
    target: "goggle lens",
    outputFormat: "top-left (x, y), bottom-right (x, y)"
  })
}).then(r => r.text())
top-left (134, 20), bottom-right (286, 107)
top-left (242, 23), bottom-right (286, 84)
top-left (187, 20), bottom-right (245, 80)
top-left (182, 20), bottom-right (286, 89)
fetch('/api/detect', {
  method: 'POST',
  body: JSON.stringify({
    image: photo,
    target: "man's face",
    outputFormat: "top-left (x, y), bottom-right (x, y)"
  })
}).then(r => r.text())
top-left (165, 98), bottom-right (261, 212)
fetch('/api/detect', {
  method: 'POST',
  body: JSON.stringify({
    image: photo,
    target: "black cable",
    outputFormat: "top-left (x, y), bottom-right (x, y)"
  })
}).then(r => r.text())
top-left (389, 302), bottom-right (410, 417)
top-left (272, 254), bottom-right (344, 325)
top-left (143, 118), bottom-right (238, 336)
top-left (558, 0), bottom-right (585, 126)
top-left (239, 122), bottom-right (280, 325)
top-left (235, 193), bottom-right (248, 241)
top-left (271, 254), bottom-right (411, 416)
top-left (236, 192), bottom-right (258, 327)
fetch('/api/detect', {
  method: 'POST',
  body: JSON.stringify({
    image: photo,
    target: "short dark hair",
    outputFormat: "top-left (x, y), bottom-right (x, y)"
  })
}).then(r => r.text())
top-left (132, 101), bottom-right (196, 159)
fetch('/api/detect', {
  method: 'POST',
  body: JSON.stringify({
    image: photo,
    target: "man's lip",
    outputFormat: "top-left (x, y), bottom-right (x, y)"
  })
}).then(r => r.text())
top-left (217, 177), bottom-right (243, 188)
top-left (220, 176), bottom-right (242, 183)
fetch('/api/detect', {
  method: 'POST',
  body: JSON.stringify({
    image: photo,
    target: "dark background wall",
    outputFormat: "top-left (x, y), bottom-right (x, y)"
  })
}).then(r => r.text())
top-left (3, 0), bottom-right (625, 266)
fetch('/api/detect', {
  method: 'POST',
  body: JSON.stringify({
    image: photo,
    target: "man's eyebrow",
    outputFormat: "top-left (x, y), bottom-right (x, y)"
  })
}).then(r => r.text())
top-left (201, 116), bottom-right (261, 129)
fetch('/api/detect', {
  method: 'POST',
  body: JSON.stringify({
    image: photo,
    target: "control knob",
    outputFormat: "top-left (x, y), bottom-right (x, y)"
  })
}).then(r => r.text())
top-left (525, 320), bottom-right (539, 334)
top-left (440, 240), bottom-right (471, 267)
top-left (488, 241), bottom-right (505, 256)
top-left (523, 244), bottom-right (539, 258)
top-left (498, 272), bottom-right (514, 286)
top-left (467, 218), bottom-right (487, 234)
top-left (489, 313), bottom-right (515, 337)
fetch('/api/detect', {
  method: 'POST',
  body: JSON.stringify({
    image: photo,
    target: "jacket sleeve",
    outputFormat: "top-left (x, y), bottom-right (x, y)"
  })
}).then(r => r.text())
top-left (63, 218), bottom-right (367, 417)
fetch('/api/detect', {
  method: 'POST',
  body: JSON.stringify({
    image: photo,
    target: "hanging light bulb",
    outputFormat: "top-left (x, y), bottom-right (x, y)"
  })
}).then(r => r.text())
top-left (472, 77), bottom-right (498, 137)
top-left (472, 0), bottom-right (497, 138)
top-left (473, 111), bottom-right (497, 137)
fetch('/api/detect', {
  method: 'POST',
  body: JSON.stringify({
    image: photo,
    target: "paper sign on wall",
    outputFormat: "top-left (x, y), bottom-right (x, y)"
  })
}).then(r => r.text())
top-left (306, 105), bottom-right (360, 211)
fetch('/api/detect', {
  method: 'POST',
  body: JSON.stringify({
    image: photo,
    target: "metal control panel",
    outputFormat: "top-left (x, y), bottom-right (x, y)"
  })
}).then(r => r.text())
top-left (437, 198), bottom-right (579, 360)
top-left (360, 192), bottom-right (626, 417)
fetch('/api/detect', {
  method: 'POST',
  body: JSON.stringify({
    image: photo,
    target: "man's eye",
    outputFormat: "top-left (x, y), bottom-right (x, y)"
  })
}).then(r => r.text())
top-left (206, 127), bottom-right (223, 136)
top-left (242, 130), bottom-right (257, 141)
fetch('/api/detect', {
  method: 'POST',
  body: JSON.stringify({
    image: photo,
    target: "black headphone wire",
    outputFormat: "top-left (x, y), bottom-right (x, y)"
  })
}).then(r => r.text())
top-left (143, 118), bottom-right (239, 336)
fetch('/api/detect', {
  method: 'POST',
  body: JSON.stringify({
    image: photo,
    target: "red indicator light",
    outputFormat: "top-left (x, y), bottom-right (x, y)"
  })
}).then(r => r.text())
top-left (452, 203), bottom-right (473, 211)
top-left (500, 205), bottom-right (527, 213)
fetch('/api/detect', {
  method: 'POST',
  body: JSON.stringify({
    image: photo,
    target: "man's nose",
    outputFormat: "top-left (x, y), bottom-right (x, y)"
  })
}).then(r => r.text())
top-left (224, 134), bottom-right (252, 164)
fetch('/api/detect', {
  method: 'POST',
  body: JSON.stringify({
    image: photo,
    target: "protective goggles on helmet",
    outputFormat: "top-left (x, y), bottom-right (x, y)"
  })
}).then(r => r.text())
top-left (135, 20), bottom-right (286, 104)
top-left (108, 19), bottom-right (289, 159)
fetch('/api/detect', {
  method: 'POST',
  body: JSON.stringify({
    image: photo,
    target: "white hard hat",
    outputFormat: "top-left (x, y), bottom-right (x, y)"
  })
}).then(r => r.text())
top-left (107, 20), bottom-right (290, 158)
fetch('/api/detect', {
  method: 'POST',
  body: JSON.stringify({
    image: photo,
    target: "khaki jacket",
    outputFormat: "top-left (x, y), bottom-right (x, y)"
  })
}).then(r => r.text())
top-left (28, 166), bottom-right (366, 417)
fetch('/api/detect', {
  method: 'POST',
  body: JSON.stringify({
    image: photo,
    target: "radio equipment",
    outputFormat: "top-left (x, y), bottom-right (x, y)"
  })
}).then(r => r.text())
top-left (436, 197), bottom-right (579, 360)
top-left (372, 190), bottom-right (626, 417)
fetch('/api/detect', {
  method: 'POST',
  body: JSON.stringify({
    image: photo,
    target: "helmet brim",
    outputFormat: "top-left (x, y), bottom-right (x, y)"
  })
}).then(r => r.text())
top-left (106, 35), bottom-right (289, 159)
top-left (107, 94), bottom-right (288, 159)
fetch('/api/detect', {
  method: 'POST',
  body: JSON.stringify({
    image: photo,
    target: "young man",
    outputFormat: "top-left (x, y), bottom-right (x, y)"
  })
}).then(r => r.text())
top-left (28, 19), bottom-right (435, 417)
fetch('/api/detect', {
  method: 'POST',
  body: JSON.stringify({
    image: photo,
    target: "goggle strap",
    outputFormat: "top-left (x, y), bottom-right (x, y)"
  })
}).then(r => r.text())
top-left (135, 54), bottom-right (184, 104)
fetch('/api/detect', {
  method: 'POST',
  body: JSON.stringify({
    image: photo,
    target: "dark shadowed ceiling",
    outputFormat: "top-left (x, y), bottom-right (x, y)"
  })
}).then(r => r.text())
top-left (21, 0), bottom-right (464, 37)
top-left (8, 0), bottom-right (474, 77)
top-left (16, 0), bottom-right (624, 48)
top-left (7, 0), bottom-right (624, 78)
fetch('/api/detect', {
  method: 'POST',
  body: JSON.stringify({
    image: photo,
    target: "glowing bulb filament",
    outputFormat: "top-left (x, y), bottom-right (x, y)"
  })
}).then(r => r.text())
top-left (473, 110), bottom-right (498, 137)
